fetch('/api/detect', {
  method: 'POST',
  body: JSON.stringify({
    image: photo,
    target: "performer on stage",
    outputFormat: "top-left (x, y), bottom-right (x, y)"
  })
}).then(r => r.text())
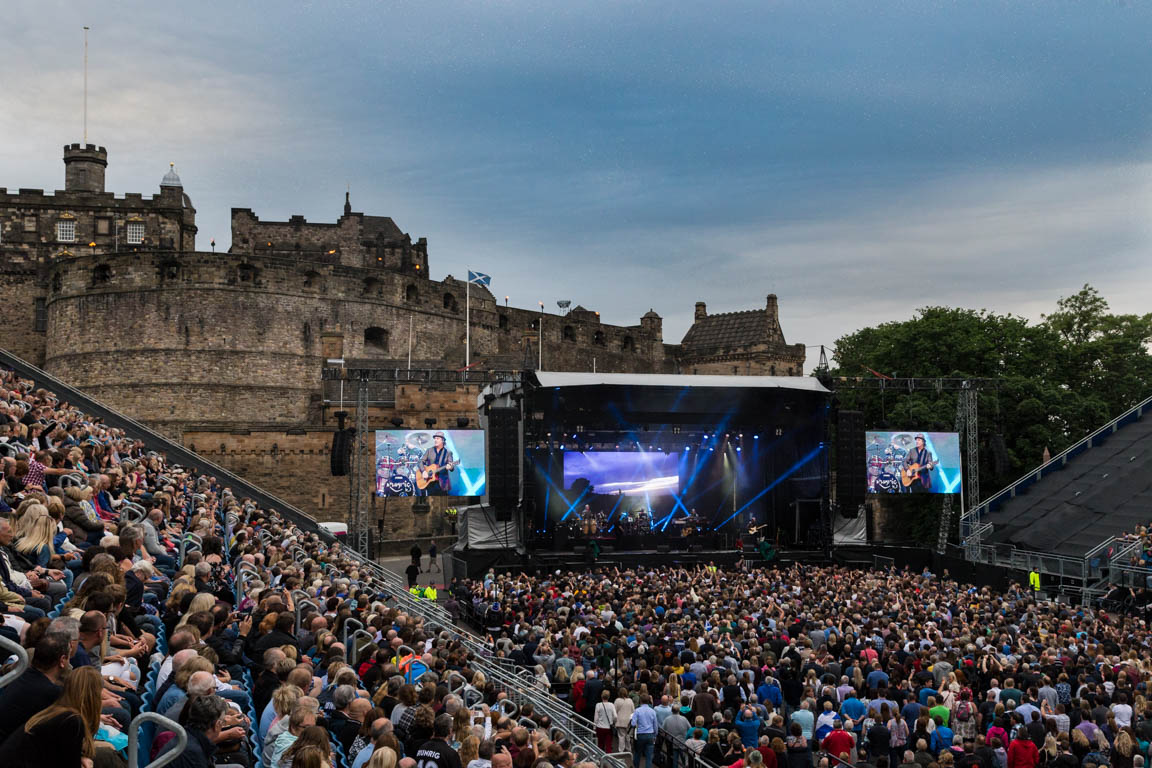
top-left (416, 433), bottom-right (457, 496)
top-left (901, 434), bottom-right (937, 494)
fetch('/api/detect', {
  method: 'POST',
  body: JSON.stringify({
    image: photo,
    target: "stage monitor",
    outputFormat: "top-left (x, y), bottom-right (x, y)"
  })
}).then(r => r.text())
top-left (866, 431), bottom-right (961, 495)
top-left (375, 429), bottom-right (486, 498)
top-left (563, 450), bottom-right (682, 496)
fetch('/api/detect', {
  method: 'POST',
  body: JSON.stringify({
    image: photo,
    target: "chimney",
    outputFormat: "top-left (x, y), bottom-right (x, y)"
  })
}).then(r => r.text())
top-left (694, 301), bottom-right (707, 321)
top-left (766, 294), bottom-right (782, 338)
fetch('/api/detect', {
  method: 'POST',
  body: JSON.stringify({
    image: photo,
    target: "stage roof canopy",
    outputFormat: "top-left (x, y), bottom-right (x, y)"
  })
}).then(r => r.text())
top-left (532, 371), bottom-right (829, 394)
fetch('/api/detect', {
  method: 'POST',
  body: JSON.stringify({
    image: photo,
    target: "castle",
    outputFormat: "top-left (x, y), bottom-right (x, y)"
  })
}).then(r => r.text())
top-left (0, 143), bottom-right (806, 545)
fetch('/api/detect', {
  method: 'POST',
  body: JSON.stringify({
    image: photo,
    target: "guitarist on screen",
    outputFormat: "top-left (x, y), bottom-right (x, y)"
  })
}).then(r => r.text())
top-left (901, 434), bottom-right (937, 493)
top-left (417, 433), bottom-right (458, 496)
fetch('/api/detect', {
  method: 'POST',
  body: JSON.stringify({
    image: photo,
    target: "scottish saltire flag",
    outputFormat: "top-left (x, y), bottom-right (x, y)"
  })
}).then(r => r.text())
top-left (467, 270), bottom-right (492, 286)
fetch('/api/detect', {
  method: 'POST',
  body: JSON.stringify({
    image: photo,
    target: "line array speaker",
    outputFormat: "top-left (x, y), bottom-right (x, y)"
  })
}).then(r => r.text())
top-left (330, 428), bottom-right (354, 476)
top-left (488, 407), bottom-right (520, 519)
top-left (836, 410), bottom-right (866, 515)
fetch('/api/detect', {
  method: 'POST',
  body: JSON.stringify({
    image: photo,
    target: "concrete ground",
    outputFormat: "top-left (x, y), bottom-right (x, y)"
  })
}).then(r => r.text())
top-left (378, 553), bottom-right (447, 590)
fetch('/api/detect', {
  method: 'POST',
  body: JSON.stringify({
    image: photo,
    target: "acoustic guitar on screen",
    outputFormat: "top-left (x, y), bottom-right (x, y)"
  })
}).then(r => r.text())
top-left (414, 460), bottom-right (460, 490)
top-left (900, 459), bottom-right (937, 487)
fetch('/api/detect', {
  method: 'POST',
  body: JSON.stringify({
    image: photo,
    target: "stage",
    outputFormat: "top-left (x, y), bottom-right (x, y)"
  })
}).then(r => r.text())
top-left (447, 371), bottom-right (832, 579)
top-left (522, 371), bottom-right (831, 555)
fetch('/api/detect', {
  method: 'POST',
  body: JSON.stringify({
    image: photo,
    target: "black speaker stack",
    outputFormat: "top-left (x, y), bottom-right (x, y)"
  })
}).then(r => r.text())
top-left (487, 407), bottom-right (520, 521)
top-left (835, 410), bottom-right (866, 515)
top-left (330, 411), bottom-right (354, 477)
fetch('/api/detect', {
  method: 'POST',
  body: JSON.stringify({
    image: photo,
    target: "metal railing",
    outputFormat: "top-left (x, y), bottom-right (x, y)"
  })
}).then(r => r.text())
top-left (0, 634), bottom-right (30, 690)
top-left (127, 711), bottom-right (187, 768)
top-left (335, 549), bottom-right (615, 765)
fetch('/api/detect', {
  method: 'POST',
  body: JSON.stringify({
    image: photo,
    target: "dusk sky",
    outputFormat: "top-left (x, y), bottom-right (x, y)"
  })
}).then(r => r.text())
top-left (4, 1), bottom-right (1150, 366)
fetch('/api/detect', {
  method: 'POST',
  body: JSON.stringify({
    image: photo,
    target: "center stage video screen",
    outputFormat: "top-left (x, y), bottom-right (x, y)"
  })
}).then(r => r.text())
top-left (375, 429), bottom-right (486, 498)
top-left (866, 431), bottom-right (961, 495)
top-left (563, 450), bottom-right (682, 496)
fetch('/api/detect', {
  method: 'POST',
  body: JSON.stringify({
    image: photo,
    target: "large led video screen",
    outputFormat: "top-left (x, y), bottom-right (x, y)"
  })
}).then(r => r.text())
top-left (375, 429), bottom-right (486, 497)
top-left (866, 431), bottom-right (961, 495)
top-left (563, 450), bottom-right (682, 496)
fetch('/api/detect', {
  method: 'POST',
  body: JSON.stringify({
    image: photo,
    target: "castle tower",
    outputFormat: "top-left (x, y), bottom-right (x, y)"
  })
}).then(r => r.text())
top-left (641, 308), bottom-right (663, 341)
top-left (63, 143), bottom-right (107, 193)
top-left (159, 162), bottom-right (183, 203)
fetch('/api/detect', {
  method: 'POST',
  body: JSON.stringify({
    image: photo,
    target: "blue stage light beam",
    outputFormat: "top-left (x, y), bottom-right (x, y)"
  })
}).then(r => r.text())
top-left (605, 493), bottom-right (625, 523)
top-left (559, 485), bottom-right (592, 523)
top-left (712, 444), bottom-right (825, 530)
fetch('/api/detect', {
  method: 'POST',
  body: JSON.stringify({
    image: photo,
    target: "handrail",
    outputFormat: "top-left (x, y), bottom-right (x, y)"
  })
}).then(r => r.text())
top-left (128, 711), bottom-right (187, 768)
top-left (0, 634), bottom-right (30, 690)
top-left (295, 598), bottom-right (320, 634)
top-left (342, 618), bottom-right (365, 650)
top-left (966, 391), bottom-right (1152, 524)
top-left (349, 629), bottom-right (375, 662)
top-left (179, 532), bottom-right (202, 564)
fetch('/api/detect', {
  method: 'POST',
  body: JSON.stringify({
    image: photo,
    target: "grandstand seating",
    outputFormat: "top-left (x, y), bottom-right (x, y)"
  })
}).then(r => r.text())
top-left (0, 354), bottom-right (613, 768)
top-left (981, 396), bottom-right (1152, 556)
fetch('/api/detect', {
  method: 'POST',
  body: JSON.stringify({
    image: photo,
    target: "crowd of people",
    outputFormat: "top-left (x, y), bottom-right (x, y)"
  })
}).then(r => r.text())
top-left (0, 366), bottom-right (602, 768)
top-left (6, 362), bottom-right (1152, 768)
top-left (452, 563), bottom-right (1152, 768)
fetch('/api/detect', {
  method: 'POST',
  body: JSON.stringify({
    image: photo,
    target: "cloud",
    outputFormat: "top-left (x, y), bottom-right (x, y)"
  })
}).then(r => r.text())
top-left (2, 0), bottom-right (1151, 376)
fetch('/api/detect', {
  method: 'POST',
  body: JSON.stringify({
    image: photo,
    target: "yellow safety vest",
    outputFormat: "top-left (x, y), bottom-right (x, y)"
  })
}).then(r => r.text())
top-left (1028, 570), bottom-right (1041, 592)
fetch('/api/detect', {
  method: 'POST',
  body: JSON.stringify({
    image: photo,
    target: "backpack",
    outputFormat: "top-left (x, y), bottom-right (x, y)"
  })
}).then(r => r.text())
top-left (956, 701), bottom-right (973, 722)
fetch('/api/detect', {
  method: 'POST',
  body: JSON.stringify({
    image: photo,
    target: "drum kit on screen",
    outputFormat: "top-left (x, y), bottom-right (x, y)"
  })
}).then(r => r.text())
top-left (375, 431), bottom-right (434, 495)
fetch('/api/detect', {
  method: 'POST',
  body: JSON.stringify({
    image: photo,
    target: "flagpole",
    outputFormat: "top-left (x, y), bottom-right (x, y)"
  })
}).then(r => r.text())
top-left (466, 277), bottom-right (471, 367)
top-left (407, 315), bottom-right (413, 370)
top-left (538, 301), bottom-right (544, 371)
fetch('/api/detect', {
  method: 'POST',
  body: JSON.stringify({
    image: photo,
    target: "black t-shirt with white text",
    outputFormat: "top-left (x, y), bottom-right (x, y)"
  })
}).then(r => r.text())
top-left (416, 738), bottom-right (463, 768)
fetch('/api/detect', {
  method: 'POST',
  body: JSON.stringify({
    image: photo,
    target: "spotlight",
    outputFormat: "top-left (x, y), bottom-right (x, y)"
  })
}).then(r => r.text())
top-left (390, 417), bottom-right (403, 428)
top-left (424, 418), bottom-right (437, 428)
top-left (457, 417), bottom-right (470, 428)
top-left (754, 435), bottom-right (760, 439)
top-left (736, 447), bottom-right (742, 452)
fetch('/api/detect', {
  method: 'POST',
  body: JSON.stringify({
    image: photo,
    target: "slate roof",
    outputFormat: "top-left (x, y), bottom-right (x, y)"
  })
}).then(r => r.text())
top-left (361, 215), bottom-right (404, 241)
top-left (680, 309), bottom-right (782, 353)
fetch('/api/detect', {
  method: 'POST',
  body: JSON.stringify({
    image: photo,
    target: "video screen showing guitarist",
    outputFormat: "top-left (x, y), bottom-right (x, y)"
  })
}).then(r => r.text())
top-left (416, 433), bottom-right (458, 496)
top-left (901, 434), bottom-right (937, 493)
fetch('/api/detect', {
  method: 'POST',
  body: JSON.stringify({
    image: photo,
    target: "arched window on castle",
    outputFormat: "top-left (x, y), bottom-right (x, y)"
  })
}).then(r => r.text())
top-left (405, 284), bottom-right (418, 302)
top-left (92, 264), bottom-right (111, 284)
top-left (159, 261), bottom-right (180, 281)
top-left (562, 325), bottom-right (575, 342)
top-left (443, 293), bottom-right (458, 312)
top-left (304, 270), bottom-right (323, 290)
top-left (237, 264), bottom-right (258, 283)
top-left (363, 277), bottom-right (380, 296)
top-left (364, 326), bottom-right (389, 355)
top-left (498, 314), bottom-right (509, 330)
top-left (593, 330), bottom-right (605, 346)
top-left (620, 335), bottom-right (635, 352)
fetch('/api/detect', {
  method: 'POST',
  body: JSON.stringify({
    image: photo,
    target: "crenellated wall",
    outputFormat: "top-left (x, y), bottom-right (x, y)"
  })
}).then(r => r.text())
top-left (40, 249), bottom-right (669, 436)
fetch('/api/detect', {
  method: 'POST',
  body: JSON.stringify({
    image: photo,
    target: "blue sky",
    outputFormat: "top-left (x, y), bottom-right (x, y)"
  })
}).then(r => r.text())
top-left (3, 0), bottom-right (1150, 364)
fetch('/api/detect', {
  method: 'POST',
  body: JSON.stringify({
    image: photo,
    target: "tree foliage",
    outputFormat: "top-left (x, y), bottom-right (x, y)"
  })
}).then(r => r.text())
top-left (829, 286), bottom-right (1152, 543)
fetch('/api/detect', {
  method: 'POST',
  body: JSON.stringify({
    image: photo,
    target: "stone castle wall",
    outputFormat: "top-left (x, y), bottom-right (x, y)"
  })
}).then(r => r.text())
top-left (40, 249), bottom-right (668, 437)
top-left (184, 382), bottom-right (481, 549)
